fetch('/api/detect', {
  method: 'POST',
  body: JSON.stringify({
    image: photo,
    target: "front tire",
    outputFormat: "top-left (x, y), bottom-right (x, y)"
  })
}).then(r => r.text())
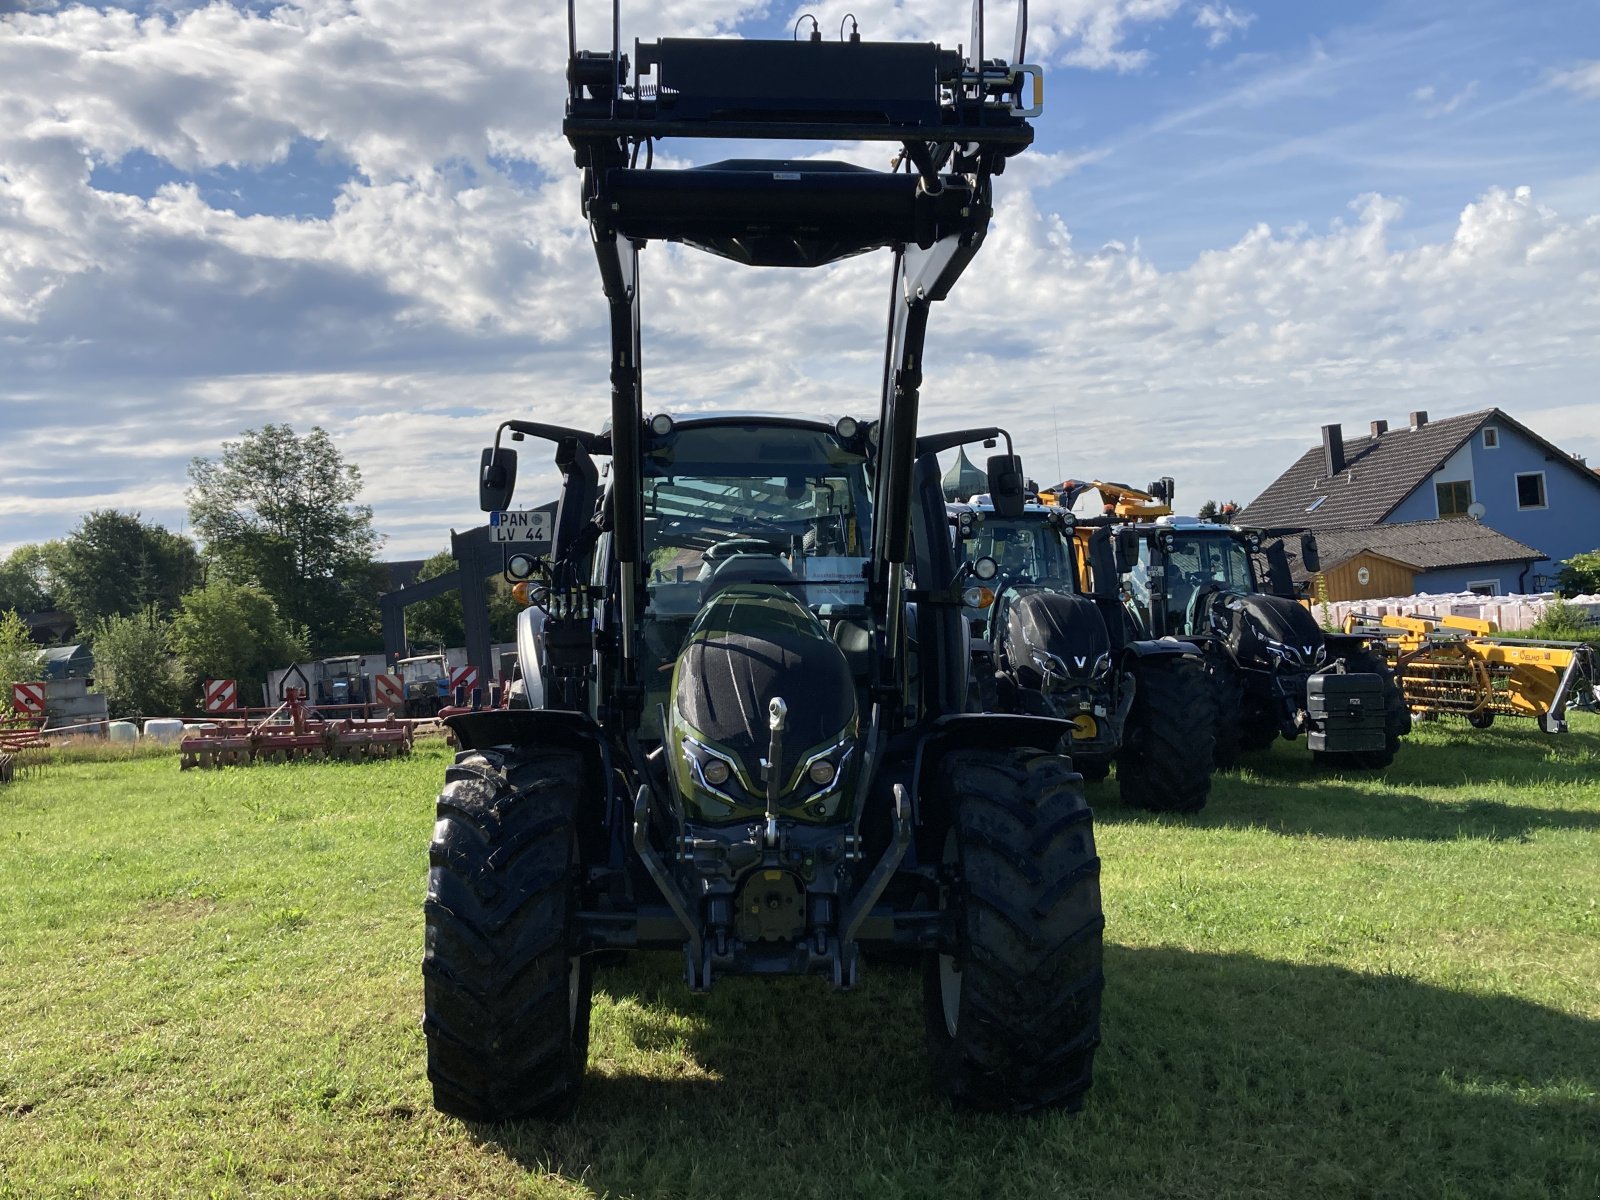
top-left (923, 748), bottom-right (1104, 1114)
top-left (1118, 656), bottom-right (1216, 813)
top-left (423, 747), bottom-right (593, 1122)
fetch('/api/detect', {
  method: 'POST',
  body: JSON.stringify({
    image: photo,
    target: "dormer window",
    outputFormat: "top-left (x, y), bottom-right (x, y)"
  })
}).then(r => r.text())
top-left (1482, 427), bottom-right (1499, 449)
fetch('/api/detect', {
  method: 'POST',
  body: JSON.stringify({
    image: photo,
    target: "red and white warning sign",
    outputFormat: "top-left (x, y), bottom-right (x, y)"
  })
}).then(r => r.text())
top-left (374, 673), bottom-right (405, 711)
top-left (11, 681), bottom-right (47, 717)
top-left (449, 665), bottom-right (479, 694)
top-left (203, 679), bottom-right (238, 713)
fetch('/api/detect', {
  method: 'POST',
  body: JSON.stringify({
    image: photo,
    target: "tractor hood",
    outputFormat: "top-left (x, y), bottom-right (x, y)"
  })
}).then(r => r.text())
top-left (1000, 590), bottom-right (1112, 691)
top-left (1214, 592), bottom-right (1328, 672)
top-left (668, 585), bottom-right (858, 825)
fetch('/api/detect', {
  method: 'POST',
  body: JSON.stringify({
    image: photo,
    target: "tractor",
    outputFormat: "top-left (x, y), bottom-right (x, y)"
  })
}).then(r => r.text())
top-left (1075, 479), bottom-right (1410, 768)
top-left (422, 2), bottom-right (1103, 1121)
top-left (948, 488), bottom-right (1216, 812)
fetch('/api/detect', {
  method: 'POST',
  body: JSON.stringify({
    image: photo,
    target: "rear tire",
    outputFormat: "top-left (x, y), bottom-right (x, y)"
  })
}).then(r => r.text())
top-left (423, 747), bottom-right (593, 1122)
top-left (1118, 656), bottom-right (1216, 813)
top-left (923, 748), bottom-right (1104, 1114)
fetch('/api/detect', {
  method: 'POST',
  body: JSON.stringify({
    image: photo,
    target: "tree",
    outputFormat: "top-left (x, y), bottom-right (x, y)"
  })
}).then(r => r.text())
top-left (405, 550), bottom-right (521, 654)
top-left (405, 551), bottom-right (465, 652)
top-left (50, 511), bottom-right (202, 627)
top-left (89, 606), bottom-right (185, 720)
top-left (187, 425), bottom-right (384, 653)
top-left (1556, 550), bottom-right (1600, 598)
top-left (169, 578), bottom-right (309, 699)
top-left (1196, 500), bottom-right (1219, 521)
top-left (0, 609), bottom-right (44, 717)
top-left (0, 544), bottom-right (57, 615)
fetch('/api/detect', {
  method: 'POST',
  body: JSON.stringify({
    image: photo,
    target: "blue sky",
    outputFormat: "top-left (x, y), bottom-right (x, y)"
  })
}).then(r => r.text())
top-left (2, 0), bottom-right (1599, 559)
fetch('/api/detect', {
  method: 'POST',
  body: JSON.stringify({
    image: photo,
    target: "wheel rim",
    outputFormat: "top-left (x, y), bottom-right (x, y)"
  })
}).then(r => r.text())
top-left (939, 828), bottom-right (961, 1038)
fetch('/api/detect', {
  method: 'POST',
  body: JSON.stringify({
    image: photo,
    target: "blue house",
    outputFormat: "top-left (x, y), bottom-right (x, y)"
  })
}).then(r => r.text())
top-left (1239, 409), bottom-right (1600, 596)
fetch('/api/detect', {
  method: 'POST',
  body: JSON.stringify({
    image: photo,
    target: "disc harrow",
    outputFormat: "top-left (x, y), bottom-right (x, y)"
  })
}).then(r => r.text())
top-left (179, 689), bottom-right (414, 769)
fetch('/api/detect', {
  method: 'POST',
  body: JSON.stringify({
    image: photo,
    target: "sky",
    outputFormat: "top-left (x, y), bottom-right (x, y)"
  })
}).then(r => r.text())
top-left (2, 0), bottom-right (1598, 561)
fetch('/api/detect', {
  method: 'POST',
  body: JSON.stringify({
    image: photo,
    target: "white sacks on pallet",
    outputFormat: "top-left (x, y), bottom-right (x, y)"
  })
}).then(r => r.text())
top-left (1326, 592), bottom-right (1600, 632)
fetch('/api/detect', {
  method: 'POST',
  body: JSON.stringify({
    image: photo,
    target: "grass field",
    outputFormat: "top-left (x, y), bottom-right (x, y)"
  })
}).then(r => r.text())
top-left (2, 717), bottom-right (1597, 1199)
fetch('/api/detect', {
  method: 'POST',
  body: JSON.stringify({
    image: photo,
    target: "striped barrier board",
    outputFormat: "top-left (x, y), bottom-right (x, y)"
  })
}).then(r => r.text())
top-left (449, 665), bottom-right (479, 694)
top-left (11, 681), bottom-right (46, 718)
top-left (203, 679), bottom-right (238, 713)
top-left (374, 674), bottom-right (405, 711)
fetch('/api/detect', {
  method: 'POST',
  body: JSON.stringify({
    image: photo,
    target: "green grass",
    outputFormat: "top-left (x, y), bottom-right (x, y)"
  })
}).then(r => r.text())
top-left (2, 716), bottom-right (1597, 1199)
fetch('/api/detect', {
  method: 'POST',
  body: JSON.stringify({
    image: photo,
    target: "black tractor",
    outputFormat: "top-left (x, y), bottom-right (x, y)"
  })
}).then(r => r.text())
top-left (949, 493), bottom-right (1216, 812)
top-left (1114, 518), bottom-right (1410, 768)
top-left (423, 2), bottom-right (1103, 1121)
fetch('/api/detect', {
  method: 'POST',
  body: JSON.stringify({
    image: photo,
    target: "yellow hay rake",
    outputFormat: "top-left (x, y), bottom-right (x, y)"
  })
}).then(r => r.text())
top-left (1344, 612), bottom-right (1598, 733)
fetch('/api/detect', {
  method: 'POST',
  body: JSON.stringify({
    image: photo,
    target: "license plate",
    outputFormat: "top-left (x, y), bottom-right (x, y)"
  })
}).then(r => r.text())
top-left (490, 510), bottom-right (551, 542)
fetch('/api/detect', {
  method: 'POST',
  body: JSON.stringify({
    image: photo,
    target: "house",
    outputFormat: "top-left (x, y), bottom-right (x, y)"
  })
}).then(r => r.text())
top-left (1285, 520), bottom-right (1543, 601)
top-left (1240, 408), bottom-right (1600, 596)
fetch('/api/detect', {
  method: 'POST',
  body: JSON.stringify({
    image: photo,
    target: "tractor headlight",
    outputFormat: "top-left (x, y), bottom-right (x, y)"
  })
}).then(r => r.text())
top-left (701, 757), bottom-right (731, 786)
top-left (835, 415), bottom-right (859, 439)
top-left (808, 759), bottom-right (836, 787)
top-left (649, 413), bottom-right (675, 436)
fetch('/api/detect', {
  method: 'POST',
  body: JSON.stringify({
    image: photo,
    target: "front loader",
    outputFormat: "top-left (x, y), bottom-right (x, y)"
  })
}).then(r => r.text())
top-left (422, 2), bottom-right (1104, 1121)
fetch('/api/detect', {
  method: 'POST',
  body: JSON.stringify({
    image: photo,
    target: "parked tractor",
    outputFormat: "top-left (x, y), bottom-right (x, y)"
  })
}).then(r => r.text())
top-left (949, 492), bottom-right (1216, 812)
top-left (1086, 492), bottom-right (1410, 768)
top-left (308, 656), bottom-right (370, 709)
top-left (422, 2), bottom-right (1103, 1121)
top-left (395, 654), bottom-right (451, 717)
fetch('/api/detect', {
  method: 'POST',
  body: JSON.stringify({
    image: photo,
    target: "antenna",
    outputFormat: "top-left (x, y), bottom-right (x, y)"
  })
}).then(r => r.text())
top-left (1051, 402), bottom-right (1062, 486)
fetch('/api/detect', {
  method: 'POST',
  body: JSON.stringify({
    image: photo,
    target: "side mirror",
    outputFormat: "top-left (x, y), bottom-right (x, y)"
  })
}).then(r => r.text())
top-left (1301, 533), bottom-right (1321, 575)
top-left (1112, 527), bottom-right (1140, 576)
top-left (479, 446), bottom-right (518, 512)
top-left (986, 454), bottom-right (1026, 519)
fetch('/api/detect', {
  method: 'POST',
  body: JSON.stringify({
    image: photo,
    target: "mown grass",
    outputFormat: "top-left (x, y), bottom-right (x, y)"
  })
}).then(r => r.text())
top-left (1, 716), bottom-right (1597, 1199)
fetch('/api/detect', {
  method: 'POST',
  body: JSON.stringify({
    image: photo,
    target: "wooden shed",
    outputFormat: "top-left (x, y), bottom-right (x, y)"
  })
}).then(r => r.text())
top-left (1314, 551), bottom-right (1415, 602)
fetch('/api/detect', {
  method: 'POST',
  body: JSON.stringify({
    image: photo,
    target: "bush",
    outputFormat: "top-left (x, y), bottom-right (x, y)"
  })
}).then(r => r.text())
top-left (1526, 599), bottom-right (1600, 645)
top-left (1556, 550), bottom-right (1600, 598)
top-left (90, 606), bottom-right (186, 720)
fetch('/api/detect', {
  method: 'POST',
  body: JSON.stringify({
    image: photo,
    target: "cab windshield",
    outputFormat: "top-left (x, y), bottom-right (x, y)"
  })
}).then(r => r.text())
top-left (958, 516), bottom-right (1076, 587)
top-left (641, 422), bottom-right (873, 615)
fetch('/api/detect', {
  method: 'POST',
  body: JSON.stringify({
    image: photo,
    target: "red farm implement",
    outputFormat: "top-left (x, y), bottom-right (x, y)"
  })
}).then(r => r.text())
top-left (179, 689), bottom-right (414, 769)
top-left (0, 716), bottom-right (50, 785)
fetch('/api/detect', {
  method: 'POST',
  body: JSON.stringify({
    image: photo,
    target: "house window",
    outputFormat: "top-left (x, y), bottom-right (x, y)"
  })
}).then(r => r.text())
top-left (1516, 471), bottom-right (1546, 510)
top-left (1466, 579), bottom-right (1501, 597)
top-left (1482, 427), bottom-right (1499, 449)
top-left (1436, 480), bottom-right (1473, 519)
top-left (1305, 496), bottom-right (1327, 514)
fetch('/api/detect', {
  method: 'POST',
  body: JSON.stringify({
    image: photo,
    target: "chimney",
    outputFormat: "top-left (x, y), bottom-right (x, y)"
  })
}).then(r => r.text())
top-left (1370, 419), bottom-right (1388, 438)
top-left (1409, 410), bottom-right (1429, 429)
top-left (1321, 423), bottom-right (1345, 478)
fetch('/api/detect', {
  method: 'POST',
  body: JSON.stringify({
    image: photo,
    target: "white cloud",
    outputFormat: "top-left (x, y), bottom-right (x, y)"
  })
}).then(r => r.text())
top-left (2, 1), bottom-right (1599, 563)
top-left (1413, 80), bottom-right (1479, 118)
top-left (1550, 60), bottom-right (1600, 99)
top-left (1193, 3), bottom-right (1254, 49)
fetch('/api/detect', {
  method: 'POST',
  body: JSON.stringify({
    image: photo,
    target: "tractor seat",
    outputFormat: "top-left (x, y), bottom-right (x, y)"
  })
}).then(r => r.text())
top-left (700, 553), bottom-right (800, 602)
